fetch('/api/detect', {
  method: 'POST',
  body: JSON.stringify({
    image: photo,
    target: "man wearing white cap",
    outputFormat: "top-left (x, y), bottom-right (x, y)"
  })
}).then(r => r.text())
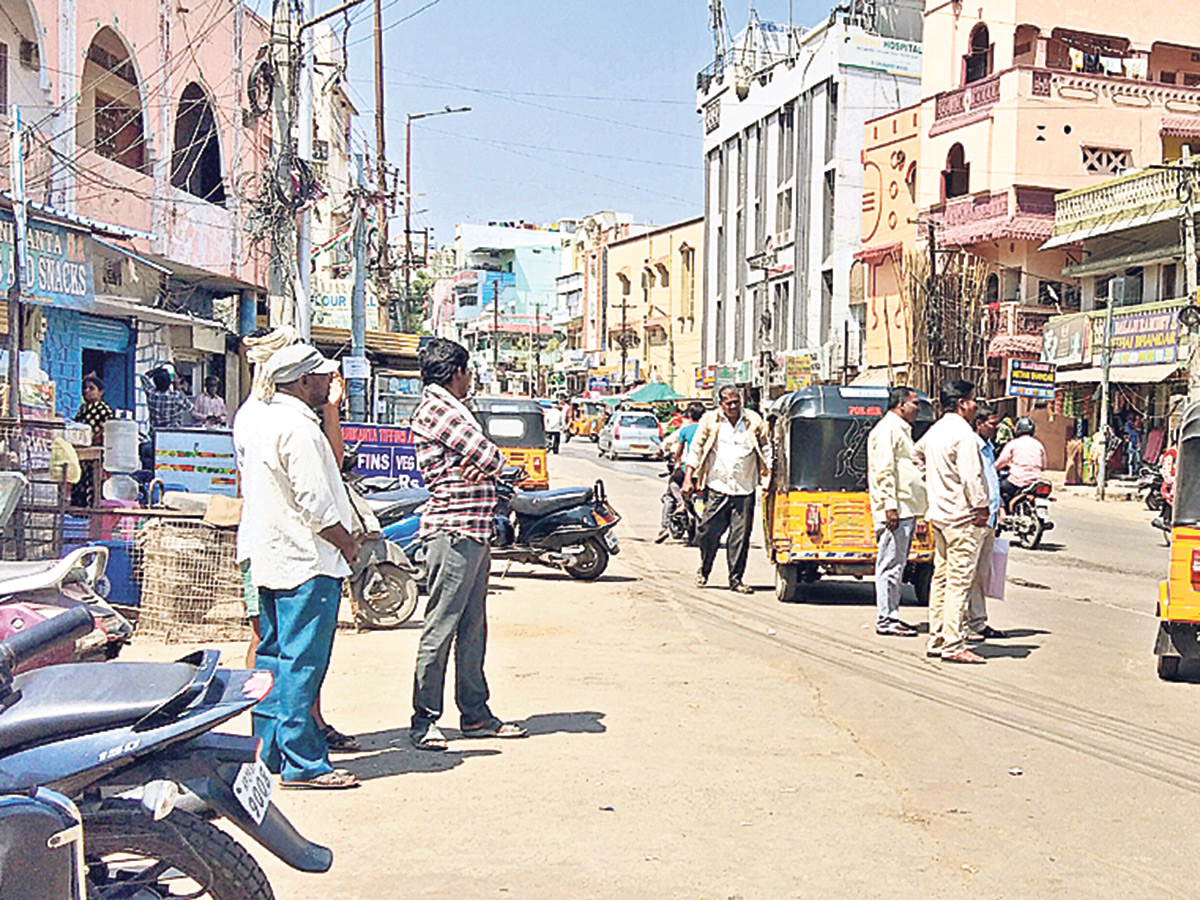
top-left (239, 343), bottom-right (360, 789)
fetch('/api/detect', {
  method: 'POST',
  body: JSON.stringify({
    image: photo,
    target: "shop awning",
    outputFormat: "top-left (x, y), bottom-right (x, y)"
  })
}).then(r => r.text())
top-left (1055, 363), bottom-right (1181, 384)
top-left (310, 325), bottom-right (420, 358)
top-left (849, 367), bottom-right (893, 386)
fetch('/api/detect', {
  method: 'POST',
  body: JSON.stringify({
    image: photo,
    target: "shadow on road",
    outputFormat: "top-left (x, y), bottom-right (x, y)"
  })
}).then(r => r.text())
top-left (520, 710), bottom-right (607, 736)
top-left (999, 628), bottom-right (1051, 639)
top-left (495, 570), bottom-right (637, 584)
top-left (976, 643), bottom-right (1039, 659)
top-left (337, 732), bottom-right (501, 781)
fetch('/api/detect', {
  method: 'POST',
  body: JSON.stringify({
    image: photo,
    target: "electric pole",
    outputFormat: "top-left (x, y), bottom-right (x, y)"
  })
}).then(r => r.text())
top-left (8, 106), bottom-right (25, 425)
top-left (1097, 276), bottom-right (1121, 501)
top-left (491, 280), bottom-right (500, 389)
top-left (533, 301), bottom-right (541, 397)
top-left (611, 294), bottom-right (633, 386)
top-left (296, 0), bottom-right (314, 341)
top-left (349, 153), bottom-right (368, 420)
top-left (1182, 153), bottom-right (1200, 403)
top-left (373, 0), bottom-right (390, 319)
top-left (268, 0), bottom-right (295, 328)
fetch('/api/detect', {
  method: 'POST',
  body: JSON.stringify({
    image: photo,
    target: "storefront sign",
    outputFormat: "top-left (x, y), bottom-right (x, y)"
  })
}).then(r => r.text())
top-left (1042, 315), bottom-right (1089, 367)
top-left (1006, 359), bottom-right (1057, 399)
top-left (785, 355), bottom-right (815, 391)
top-left (154, 428), bottom-right (238, 496)
top-left (839, 33), bottom-right (923, 78)
top-left (694, 365), bottom-right (715, 390)
top-left (342, 355), bottom-right (371, 380)
top-left (342, 423), bottom-right (424, 489)
top-left (0, 214), bottom-right (93, 310)
top-left (1110, 308), bottom-right (1180, 366)
top-left (588, 375), bottom-right (610, 392)
top-left (310, 276), bottom-right (379, 330)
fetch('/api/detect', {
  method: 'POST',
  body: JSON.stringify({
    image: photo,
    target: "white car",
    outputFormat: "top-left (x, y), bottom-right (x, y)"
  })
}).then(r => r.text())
top-left (598, 411), bottom-right (663, 461)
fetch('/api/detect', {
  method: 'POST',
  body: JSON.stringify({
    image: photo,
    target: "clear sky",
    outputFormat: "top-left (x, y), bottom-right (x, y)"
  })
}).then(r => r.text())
top-left (269, 1), bottom-right (830, 248)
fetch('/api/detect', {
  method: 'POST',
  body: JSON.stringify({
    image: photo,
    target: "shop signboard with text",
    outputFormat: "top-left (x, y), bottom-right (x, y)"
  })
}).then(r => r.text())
top-left (1109, 307), bottom-right (1180, 366)
top-left (1041, 315), bottom-right (1089, 367)
top-left (1006, 359), bottom-right (1056, 400)
top-left (342, 423), bottom-right (425, 489)
top-left (0, 214), bottom-right (94, 310)
top-left (311, 276), bottom-right (379, 330)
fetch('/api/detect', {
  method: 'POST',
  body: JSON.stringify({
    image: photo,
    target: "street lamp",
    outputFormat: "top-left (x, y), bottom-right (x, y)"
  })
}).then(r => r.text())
top-left (404, 105), bottom-right (471, 331)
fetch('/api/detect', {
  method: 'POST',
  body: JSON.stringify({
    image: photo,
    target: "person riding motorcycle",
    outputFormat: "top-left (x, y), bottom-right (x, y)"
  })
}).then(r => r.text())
top-left (656, 402), bottom-right (705, 543)
top-left (995, 416), bottom-right (1048, 508)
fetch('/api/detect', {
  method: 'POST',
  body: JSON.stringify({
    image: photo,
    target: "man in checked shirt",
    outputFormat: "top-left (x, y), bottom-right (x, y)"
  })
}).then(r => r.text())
top-left (408, 339), bottom-right (529, 751)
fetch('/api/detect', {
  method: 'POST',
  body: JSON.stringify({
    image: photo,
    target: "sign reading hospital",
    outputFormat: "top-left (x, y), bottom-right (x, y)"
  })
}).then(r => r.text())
top-left (1006, 359), bottom-right (1056, 399)
top-left (0, 214), bottom-right (94, 310)
top-left (1110, 308), bottom-right (1180, 366)
top-left (342, 423), bottom-right (424, 489)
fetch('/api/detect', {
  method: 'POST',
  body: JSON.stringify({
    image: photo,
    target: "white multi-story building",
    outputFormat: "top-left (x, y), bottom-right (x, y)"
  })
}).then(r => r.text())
top-left (697, 1), bottom-right (922, 391)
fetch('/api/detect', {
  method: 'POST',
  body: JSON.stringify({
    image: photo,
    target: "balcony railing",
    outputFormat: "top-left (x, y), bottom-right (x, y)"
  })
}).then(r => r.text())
top-left (931, 74), bottom-right (1001, 134)
top-left (1051, 167), bottom-right (1183, 241)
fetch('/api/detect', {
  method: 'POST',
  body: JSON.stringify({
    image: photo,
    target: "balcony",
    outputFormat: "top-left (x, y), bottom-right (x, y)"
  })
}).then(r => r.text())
top-left (930, 75), bottom-right (1001, 137)
top-left (1044, 166), bottom-right (1185, 248)
top-left (928, 187), bottom-right (1057, 249)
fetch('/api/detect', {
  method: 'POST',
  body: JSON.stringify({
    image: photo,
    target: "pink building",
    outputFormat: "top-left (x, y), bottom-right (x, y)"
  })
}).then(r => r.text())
top-left (916, 0), bottom-right (1200, 388)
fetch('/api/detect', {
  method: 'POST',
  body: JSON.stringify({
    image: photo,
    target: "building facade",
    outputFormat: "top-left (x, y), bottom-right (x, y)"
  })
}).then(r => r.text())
top-left (696, 2), bottom-right (923, 396)
top-left (602, 217), bottom-right (703, 396)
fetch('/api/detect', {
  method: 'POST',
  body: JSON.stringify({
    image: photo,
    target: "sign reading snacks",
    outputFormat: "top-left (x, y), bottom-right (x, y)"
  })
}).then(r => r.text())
top-left (0, 213), bottom-right (94, 310)
top-left (1007, 359), bottom-right (1056, 399)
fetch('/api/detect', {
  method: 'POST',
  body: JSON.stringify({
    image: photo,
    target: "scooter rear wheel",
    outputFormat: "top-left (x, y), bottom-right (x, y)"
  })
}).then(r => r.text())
top-left (565, 537), bottom-right (609, 580)
top-left (84, 801), bottom-right (274, 900)
top-left (352, 562), bottom-right (420, 629)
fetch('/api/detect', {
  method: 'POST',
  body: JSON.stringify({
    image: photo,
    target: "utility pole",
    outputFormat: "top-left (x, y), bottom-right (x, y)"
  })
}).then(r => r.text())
top-left (268, 0), bottom-right (295, 328)
top-left (349, 153), bottom-right (368, 420)
top-left (491, 280), bottom-right (500, 389)
top-left (611, 294), bottom-right (633, 386)
top-left (1097, 276), bottom-right (1121, 501)
top-left (1181, 152), bottom-right (1200, 403)
top-left (533, 301), bottom-right (542, 397)
top-left (7, 106), bottom-right (25, 425)
top-left (295, 0), bottom-right (314, 341)
top-left (372, 0), bottom-right (390, 319)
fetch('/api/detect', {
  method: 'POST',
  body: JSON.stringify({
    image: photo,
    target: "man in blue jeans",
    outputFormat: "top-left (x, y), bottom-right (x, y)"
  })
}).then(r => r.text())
top-left (409, 339), bottom-right (528, 751)
top-left (238, 344), bottom-right (361, 789)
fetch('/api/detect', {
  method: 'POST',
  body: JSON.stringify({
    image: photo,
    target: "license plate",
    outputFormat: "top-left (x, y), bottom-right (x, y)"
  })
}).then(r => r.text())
top-left (631, 444), bottom-right (648, 450)
top-left (232, 758), bottom-right (273, 825)
top-left (604, 531), bottom-right (619, 552)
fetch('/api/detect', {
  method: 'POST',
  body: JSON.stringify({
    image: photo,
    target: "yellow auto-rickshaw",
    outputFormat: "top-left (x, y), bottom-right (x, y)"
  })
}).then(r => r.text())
top-left (1155, 402), bottom-right (1200, 680)
top-left (471, 398), bottom-right (549, 490)
top-left (765, 386), bottom-right (936, 603)
top-left (568, 400), bottom-right (607, 442)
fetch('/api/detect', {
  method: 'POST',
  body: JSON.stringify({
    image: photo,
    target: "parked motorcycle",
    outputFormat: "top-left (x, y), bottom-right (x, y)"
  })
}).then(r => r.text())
top-left (999, 478), bottom-right (1055, 549)
top-left (344, 476), bottom-right (421, 629)
top-left (1138, 462), bottom-right (1165, 511)
top-left (369, 471), bottom-right (621, 581)
top-left (0, 604), bottom-right (332, 899)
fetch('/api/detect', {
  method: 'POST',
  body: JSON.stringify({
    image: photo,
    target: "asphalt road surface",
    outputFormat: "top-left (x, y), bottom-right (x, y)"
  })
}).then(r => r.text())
top-left (132, 441), bottom-right (1200, 899)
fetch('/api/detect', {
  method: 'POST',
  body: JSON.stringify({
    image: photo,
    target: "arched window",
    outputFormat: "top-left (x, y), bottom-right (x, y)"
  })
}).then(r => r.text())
top-left (965, 23), bottom-right (993, 84)
top-left (77, 28), bottom-right (147, 173)
top-left (171, 82), bottom-right (225, 205)
top-left (985, 273), bottom-right (1000, 304)
top-left (943, 144), bottom-right (970, 199)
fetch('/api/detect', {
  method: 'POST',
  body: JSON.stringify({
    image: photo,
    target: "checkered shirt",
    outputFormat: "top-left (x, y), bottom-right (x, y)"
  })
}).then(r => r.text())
top-left (147, 389), bottom-right (193, 429)
top-left (412, 384), bottom-right (505, 543)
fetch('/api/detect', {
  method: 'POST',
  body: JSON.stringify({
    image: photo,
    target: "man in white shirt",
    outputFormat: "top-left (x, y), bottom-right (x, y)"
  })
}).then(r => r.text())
top-left (914, 380), bottom-right (991, 664)
top-left (238, 343), bottom-right (361, 789)
top-left (867, 386), bottom-right (928, 637)
top-left (543, 402), bottom-right (564, 453)
top-left (683, 386), bottom-right (770, 593)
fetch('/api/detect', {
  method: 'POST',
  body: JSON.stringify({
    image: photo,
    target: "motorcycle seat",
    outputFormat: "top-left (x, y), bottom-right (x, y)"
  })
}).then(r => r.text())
top-left (0, 661), bottom-right (196, 752)
top-left (364, 489), bottom-right (431, 522)
top-left (0, 546), bottom-right (108, 597)
top-left (510, 487), bottom-right (594, 517)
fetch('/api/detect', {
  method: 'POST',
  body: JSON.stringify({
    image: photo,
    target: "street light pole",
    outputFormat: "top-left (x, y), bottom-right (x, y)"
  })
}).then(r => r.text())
top-left (405, 105), bottom-right (470, 331)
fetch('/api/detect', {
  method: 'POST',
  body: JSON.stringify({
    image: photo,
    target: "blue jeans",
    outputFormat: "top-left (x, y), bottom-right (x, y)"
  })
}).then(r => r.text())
top-left (412, 533), bottom-right (492, 730)
top-left (251, 575), bottom-right (341, 782)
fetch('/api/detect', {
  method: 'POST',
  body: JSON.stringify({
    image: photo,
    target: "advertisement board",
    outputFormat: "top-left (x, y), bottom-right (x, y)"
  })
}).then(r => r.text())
top-left (785, 354), bottom-right (815, 392)
top-left (1110, 308), bottom-right (1180, 366)
top-left (839, 33), bottom-right (923, 78)
top-left (1006, 359), bottom-right (1057, 400)
top-left (1042, 315), bottom-right (1090, 367)
top-left (154, 428), bottom-right (239, 496)
top-left (342, 423), bottom-right (425, 489)
top-left (310, 276), bottom-right (380, 330)
top-left (0, 215), bottom-right (95, 310)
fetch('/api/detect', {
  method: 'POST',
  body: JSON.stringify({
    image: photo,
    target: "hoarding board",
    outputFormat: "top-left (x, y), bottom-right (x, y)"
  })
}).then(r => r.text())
top-left (1006, 359), bottom-right (1056, 400)
top-left (154, 428), bottom-right (239, 496)
top-left (342, 422), bottom-right (424, 489)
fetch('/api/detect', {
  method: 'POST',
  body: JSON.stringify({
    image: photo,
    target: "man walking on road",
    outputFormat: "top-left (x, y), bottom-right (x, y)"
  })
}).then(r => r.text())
top-left (914, 380), bottom-right (991, 664)
top-left (239, 344), bottom-right (360, 789)
top-left (966, 405), bottom-right (1008, 642)
top-left (683, 386), bottom-right (770, 593)
top-left (867, 386), bottom-right (927, 637)
top-left (409, 339), bottom-right (528, 751)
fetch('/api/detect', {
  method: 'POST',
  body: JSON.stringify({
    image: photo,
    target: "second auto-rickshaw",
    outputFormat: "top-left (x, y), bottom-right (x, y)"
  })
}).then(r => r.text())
top-left (1155, 401), bottom-right (1200, 680)
top-left (765, 386), bottom-right (936, 603)
top-left (471, 398), bottom-right (549, 490)
top-left (568, 400), bottom-right (608, 442)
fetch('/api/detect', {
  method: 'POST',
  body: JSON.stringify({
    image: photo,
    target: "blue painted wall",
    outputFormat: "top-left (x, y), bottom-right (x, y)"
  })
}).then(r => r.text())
top-left (42, 307), bottom-right (82, 418)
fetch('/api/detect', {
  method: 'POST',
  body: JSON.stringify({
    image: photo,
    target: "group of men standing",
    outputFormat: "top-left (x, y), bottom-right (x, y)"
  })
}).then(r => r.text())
top-left (868, 381), bottom-right (1036, 664)
top-left (234, 336), bottom-right (525, 789)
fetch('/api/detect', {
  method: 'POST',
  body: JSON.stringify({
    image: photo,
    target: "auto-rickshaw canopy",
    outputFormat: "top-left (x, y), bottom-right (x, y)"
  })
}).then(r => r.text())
top-left (771, 386), bottom-right (934, 492)
top-left (1173, 401), bottom-right (1200, 526)
top-left (470, 398), bottom-right (548, 448)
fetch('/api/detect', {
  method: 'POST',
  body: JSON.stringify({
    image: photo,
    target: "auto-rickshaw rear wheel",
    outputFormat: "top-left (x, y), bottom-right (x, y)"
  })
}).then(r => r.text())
top-left (910, 563), bottom-right (933, 606)
top-left (775, 564), bottom-right (799, 602)
top-left (1157, 654), bottom-right (1182, 681)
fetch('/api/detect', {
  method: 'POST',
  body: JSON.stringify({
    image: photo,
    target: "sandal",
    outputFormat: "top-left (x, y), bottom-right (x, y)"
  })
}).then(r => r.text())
top-left (941, 649), bottom-right (986, 664)
top-left (730, 582), bottom-right (753, 594)
top-left (410, 725), bottom-right (448, 751)
top-left (280, 769), bottom-right (359, 790)
top-left (696, 572), bottom-right (708, 587)
top-left (461, 718), bottom-right (528, 739)
top-left (322, 725), bottom-right (360, 752)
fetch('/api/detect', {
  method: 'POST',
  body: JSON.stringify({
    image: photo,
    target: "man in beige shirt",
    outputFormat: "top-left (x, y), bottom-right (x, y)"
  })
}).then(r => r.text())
top-left (914, 380), bottom-right (991, 664)
top-left (867, 386), bottom-right (928, 637)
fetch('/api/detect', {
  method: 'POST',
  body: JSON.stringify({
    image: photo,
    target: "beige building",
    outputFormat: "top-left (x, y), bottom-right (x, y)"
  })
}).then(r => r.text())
top-left (603, 217), bottom-right (703, 396)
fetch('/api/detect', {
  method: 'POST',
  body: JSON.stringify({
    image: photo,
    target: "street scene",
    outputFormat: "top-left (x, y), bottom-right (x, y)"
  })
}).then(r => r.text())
top-left (3, 0), bottom-right (1200, 897)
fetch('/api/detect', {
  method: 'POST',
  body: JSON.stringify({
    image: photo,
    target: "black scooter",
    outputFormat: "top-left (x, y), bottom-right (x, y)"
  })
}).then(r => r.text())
top-left (0, 606), bottom-right (330, 899)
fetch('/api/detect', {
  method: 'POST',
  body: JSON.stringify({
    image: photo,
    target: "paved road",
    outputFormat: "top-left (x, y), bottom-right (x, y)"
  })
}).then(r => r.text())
top-left (132, 442), bottom-right (1200, 898)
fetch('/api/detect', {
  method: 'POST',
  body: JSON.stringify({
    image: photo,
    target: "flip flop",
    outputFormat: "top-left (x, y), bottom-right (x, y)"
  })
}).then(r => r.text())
top-left (322, 725), bottom-right (360, 752)
top-left (280, 769), bottom-right (359, 790)
top-left (410, 725), bottom-right (448, 751)
top-left (941, 649), bottom-right (986, 664)
top-left (461, 719), bottom-right (528, 739)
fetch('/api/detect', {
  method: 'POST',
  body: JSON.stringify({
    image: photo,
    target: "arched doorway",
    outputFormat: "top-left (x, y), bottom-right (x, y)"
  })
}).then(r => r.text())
top-left (0, 0), bottom-right (46, 112)
top-left (77, 27), bottom-right (147, 173)
top-left (943, 144), bottom-right (970, 199)
top-left (965, 23), bottom-right (993, 84)
top-left (171, 82), bottom-right (225, 205)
